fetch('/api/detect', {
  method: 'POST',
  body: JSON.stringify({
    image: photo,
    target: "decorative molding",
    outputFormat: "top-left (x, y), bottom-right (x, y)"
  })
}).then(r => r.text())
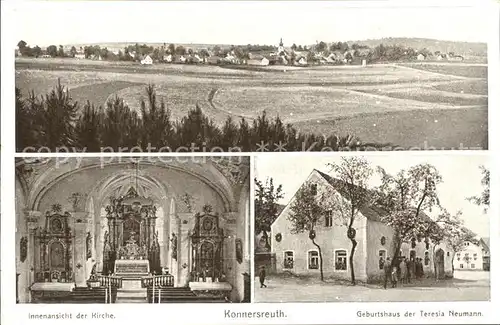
top-left (210, 157), bottom-right (248, 185)
top-left (179, 193), bottom-right (196, 213)
top-left (68, 193), bottom-right (87, 212)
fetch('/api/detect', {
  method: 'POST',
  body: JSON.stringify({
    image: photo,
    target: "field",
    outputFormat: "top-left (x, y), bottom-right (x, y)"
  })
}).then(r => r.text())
top-left (15, 57), bottom-right (488, 149)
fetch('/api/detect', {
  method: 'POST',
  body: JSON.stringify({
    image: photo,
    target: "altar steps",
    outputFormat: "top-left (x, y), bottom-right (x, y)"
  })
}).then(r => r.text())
top-left (147, 287), bottom-right (228, 303)
top-left (115, 288), bottom-right (148, 303)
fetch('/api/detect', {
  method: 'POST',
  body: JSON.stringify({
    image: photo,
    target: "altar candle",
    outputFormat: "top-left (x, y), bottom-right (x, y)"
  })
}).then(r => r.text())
top-left (105, 287), bottom-right (108, 304)
top-left (158, 288), bottom-right (161, 304)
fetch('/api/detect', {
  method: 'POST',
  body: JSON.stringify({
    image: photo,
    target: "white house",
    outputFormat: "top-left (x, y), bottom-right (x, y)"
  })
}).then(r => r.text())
top-left (271, 169), bottom-right (454, 283)
top-left (141, 55), bottom-right (153, 65)
top-left (294, 57), bottom-right (308, 66)
top-left (417, 53), bottom-right (426, 61)
top-left (454, 237), bottom-right (490, 271)
top-left (163, 54), bottom-right (173, 63)
top-left (247, 57), bottom-right (269, 66)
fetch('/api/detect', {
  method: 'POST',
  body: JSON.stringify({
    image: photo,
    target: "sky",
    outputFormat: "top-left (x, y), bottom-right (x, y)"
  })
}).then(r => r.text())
top-left (255, 153), bottom-right (490, 238)
top-left (8, 0), bottom-right (492, 48)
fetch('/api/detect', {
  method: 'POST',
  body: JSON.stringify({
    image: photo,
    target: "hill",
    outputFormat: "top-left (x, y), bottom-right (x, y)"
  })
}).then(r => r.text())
top-left (62, 37), bottom-right (487, 56)
top-left (347, 37), bottom-right (487, 56)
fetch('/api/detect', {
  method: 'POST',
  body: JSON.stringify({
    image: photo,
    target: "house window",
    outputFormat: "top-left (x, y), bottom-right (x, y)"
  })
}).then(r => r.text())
top-left (424, 251), bottom-right (430, 266)
top-left (284, 251), bottom-right (294, 269)
top-left (325, 211), bottom-right (333, 227)
top-left (311, 184), bottom-right (317, 196)
top-left (460, 264), bottom-right (464, 269)
top-left (378, 250), bottom-right (387, 270)
top-left (471, 264), bottom-right (475, 269)
top-left (335, 250), bottom-right (347, 271)
top-left (308, 251), bottom-right (319, 269)
top-left (447, 252), bottom-right (450, 257)
top-left (473, 253), bottom-right (478, 261)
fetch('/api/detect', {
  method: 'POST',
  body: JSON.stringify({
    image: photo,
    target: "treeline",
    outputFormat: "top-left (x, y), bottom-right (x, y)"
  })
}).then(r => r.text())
top-left (16, 82), bottom-right (375, 152)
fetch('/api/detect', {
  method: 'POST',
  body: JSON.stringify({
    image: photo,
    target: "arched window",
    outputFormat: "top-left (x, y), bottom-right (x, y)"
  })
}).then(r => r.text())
top-left (378, 250), bottom-right (387, 270)
top-left (424, 251), bottom-right (430, 266)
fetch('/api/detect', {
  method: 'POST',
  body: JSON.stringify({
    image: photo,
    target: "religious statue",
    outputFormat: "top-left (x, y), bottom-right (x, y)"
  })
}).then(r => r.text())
top-left (235, 238), bottom-right (243, 264)
top-left (86, 232), bottom-right (92, 259)
top-left (171, 233), bottom-right (178, 260)
top-left (20, 237), bottom-right (28, 263)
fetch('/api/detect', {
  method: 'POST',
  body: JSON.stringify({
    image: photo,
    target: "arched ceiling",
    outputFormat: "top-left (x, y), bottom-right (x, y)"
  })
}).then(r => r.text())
top-left (15, 157), bottom-right (249, 213)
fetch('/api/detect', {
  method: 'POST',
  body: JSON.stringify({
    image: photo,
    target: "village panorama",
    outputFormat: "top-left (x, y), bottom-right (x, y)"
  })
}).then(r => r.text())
top-left (15, 36), bottom-right (488, 153)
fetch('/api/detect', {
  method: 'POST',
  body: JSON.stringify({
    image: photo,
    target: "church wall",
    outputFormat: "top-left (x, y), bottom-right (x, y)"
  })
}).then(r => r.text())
top-left (230, 183), bottom-right (250, 302)
top-left (15, 179), bottom-right (30, 302)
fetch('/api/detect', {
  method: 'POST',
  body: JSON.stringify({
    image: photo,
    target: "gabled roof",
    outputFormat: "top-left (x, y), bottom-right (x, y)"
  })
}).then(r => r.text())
top-left (480, 237), bottom-right (490, 251)
top-left (314, 169), bottom-right (386, 222)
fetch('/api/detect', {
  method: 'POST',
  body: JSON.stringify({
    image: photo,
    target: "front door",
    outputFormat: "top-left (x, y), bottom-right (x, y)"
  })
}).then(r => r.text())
top-left (435, 249), bottom-right (445, 279)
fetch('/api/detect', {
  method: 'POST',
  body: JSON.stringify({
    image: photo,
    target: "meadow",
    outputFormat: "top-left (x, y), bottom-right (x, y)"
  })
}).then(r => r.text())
top-left (15, 58), bottom-right (488, 149)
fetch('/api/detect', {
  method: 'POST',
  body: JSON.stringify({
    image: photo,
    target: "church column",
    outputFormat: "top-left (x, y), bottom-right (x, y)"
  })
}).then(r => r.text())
top-left (96, 208), bottom-right (107, 273)
top-left (170, 217), bottom-right (181, 286)
top-left (177, 213), bottom-right (192, 287)
top-left (25, 210), bottom-right (41, 303)
top-left (222, 212), bottom-right (238, 301)
top-left (71, 212), bottom-right (89, 286)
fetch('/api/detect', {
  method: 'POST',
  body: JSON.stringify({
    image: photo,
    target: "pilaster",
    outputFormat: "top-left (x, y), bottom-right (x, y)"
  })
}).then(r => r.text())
top-left (24, 210), bottom-right (41, 302)
top-left (71, 213), bottom-right (89, 286)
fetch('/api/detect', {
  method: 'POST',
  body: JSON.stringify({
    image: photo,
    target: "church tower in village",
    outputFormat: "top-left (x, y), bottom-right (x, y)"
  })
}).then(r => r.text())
top-left (277, 38), bottom-right (285, 55)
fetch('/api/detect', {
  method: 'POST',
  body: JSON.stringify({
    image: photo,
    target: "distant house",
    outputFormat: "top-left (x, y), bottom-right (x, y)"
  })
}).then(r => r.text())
top-left (74, 52), bottom-right (85, 59)
top-left (163, 54), bottom-right (173, 63)
top-left (417, 53), bottom-right (426, 61)
top-left (454, 237), bottom-right (490, 271)
top-left (176, 55), bottom-right (187, 64)
top-left (141, 55), bottom-right (153, 65)
top-left (296, 57), bottom-right (307, 66)
top-left (207, 56), bottom-right (222, 65)
top-left (449, 55), bottom-right (464, 62)
top-left (247, 57), bottom-right (269, 66)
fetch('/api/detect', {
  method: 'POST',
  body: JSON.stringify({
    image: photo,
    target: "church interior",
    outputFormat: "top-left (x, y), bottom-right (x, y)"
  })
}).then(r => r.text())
top-left (15, 156), bottom-right (251, 303)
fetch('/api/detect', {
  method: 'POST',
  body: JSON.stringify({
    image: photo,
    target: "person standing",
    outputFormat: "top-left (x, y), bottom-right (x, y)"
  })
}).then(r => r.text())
top-left (259, 266), bottom-right (267, 288)
top-left (405, 258), bottom-right (411, 284)
top-left (383, 257), bottom-right (392, 289)
top-left (399, 258), bottom-right (407, 285)
top-left (391, 266), bottom-right (398, 288)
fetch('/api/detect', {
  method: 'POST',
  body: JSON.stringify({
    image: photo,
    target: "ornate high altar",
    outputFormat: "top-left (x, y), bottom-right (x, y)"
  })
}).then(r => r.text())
top-left (103, 188), bottom-right (160, 277)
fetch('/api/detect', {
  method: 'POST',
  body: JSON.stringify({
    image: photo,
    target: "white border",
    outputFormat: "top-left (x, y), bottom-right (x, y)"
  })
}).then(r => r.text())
top-left (2, 0), bottom-right (500, 325)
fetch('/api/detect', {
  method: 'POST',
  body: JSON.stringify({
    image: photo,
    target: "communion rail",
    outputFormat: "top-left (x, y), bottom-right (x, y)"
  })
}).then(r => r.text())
top-left (142, 274), bottom-right (174, 288)
top-left (97, 275), bottom-right (123, 288)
